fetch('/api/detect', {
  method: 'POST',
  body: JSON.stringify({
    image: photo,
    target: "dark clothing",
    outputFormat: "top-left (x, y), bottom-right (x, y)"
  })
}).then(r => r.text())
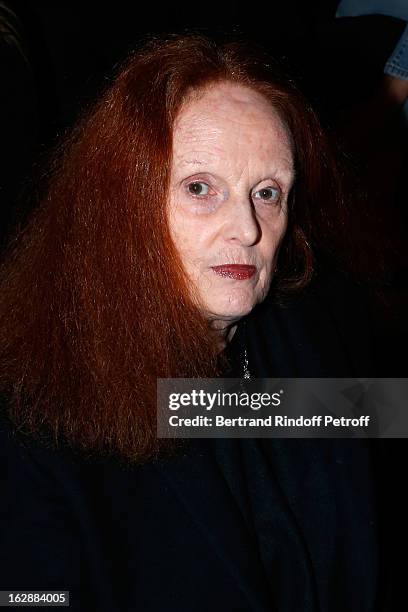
top-left (0, 423), bottom-right (379, 612)
top-left (0, 273), bottom-right (397, 610)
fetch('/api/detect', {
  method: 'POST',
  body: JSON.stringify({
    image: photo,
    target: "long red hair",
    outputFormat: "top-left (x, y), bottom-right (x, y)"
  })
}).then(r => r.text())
top-left (0, 35), bottom-right (348, 462)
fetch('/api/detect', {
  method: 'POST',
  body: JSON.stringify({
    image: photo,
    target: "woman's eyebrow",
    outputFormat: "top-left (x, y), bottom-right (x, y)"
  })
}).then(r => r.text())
top-left (253, 163), bottom-right (295, 185)
top-left (180, 158), bottom-right (205, 165)
top-left (176, 158), bottom-right (296, 186)
top-left (276, 167), bottom-right (296, 185)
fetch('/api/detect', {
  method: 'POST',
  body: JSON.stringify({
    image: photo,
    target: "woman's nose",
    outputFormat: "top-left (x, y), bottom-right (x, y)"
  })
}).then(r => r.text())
top-left (222, 198), bottom-right (261, 246)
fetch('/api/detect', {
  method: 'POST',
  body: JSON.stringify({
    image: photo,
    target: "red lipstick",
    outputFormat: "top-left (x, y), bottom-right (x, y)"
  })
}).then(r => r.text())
top-left (211, 264), bottom-right (257, 280)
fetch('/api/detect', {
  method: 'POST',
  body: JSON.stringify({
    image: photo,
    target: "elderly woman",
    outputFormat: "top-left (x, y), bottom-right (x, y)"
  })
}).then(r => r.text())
top-left (0, 35), bottom-right (383, 611)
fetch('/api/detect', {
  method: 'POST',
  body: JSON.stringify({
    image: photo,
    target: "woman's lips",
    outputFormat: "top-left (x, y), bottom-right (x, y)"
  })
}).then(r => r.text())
top-left (211, 264), bottom-right (257, 280)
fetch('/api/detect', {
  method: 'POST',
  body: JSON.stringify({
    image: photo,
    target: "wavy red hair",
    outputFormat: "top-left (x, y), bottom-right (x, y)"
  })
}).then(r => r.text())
top-left (0, 35), bottom-right (348, 462)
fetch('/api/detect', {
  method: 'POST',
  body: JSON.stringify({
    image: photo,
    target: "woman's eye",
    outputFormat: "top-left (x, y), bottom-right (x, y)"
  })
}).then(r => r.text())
top-left (187, 181), bottom-right (211, 196)
top-left (253, 186), bottom-right (280, 203)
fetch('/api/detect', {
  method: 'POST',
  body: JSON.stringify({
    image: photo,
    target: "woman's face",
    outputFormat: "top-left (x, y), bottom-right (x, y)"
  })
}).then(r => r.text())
top-left (168, 82), bottom-right (294, 326)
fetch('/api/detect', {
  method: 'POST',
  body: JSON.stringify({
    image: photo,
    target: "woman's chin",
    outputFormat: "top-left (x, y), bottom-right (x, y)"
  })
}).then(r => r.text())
top-left (204, 297), bottom-right (258, 323)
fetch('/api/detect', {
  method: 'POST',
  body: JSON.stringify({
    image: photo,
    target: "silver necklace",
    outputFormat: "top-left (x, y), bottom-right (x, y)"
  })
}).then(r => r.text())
top-left (243, 347), bottom-right (251, 379)
top-left (242, 320), bottom-right (251, 380)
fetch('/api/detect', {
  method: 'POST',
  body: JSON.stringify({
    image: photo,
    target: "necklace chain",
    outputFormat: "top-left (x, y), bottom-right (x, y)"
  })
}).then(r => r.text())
top-left (243, 347), bottom-right (251, 379)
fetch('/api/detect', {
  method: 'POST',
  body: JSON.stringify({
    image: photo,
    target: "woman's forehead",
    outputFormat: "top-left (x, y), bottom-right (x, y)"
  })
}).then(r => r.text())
top-left (172, 82), bottom-right (294, 180)
top-left (175, 82), bottom-right (286, 132)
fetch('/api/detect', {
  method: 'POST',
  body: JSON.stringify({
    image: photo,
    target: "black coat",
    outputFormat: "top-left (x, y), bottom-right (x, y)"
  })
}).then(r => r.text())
top-left (0, 273), bottom-right (401, 611)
